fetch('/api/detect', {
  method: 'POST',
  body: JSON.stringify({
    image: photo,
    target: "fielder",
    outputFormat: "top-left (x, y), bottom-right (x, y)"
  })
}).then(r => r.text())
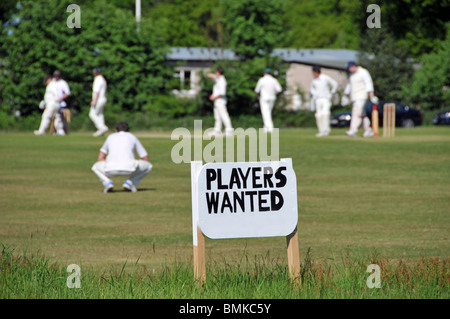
top-left (53, 70), bottom-right (71, 135)
top-left (34, 75), bottom-right (61, 135)
top-left (207, 67), bottom-right (233, 137)
top-left (310, 65), bottom-right (338, 137)
top-left (254, 68), bottom-right (282, 133)
top-left (89, 68), bottom-right (109, 137)
top-left (92, 122), bottom-right (152, 193)
top-left (344, 61), bottom-right (376, 137)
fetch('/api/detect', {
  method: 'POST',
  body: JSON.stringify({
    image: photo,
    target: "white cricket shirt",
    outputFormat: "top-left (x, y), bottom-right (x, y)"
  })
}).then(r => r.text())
top-left (100, 131), bottom-right (148, 172)
top-left (55, 79), bottom-right (70, 107)
top-left (212, 75), bottom-right (226, 99)
top-left (44, 80), bottom-right (59, 107)
top-left (344, 67), bottom-right (374, 101)
top-left (310, 74), bottom-right (338, 100)
top-left (93, 75), bottom-right (107, 102)
top-left (255, 74), bottom-right (282, 100)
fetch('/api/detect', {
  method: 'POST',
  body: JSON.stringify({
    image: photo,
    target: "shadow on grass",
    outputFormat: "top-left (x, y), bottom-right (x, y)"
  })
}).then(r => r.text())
top-left (108, 188), bottom-right (156, 193)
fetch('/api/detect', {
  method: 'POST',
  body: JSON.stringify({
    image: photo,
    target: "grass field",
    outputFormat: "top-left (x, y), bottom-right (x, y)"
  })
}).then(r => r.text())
top-left (0, 126), bottom-right (449, 298)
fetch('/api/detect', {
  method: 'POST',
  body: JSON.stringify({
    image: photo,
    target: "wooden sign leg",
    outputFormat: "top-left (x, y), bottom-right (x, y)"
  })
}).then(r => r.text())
top-left (191, 161), bottom-right (206, 285)
top-left (286, 227), bottom-right (301, 283)
top-left (193, 226), bottom-right (206, 285)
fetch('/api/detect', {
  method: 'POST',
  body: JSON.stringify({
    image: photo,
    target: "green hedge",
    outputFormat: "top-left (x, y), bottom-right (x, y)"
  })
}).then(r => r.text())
top-left (0, 107), bottom-right (317, 132)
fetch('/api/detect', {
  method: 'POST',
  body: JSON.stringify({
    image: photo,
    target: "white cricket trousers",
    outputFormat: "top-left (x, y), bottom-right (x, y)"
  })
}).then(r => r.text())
top-left (314, 98), bottom-right (331, 135)
top-left (260, 97), bottom-right (276, 132)
top-left (349, 99), bottom-right (371, 134)
top-left (36, 102), bottom-right (60, 133)
top-left (213, 98), bottom-right (233, 134)
top-left (89, 99), bottom-right (108, 131)
top-left (92, 160), bottom-right (152, 187)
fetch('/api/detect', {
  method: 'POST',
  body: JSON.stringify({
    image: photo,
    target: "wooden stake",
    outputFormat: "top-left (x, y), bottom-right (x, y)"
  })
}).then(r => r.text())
top-left (191, 161), bottom-right (206, 285)
top-left (286, 227), bottom-right (301, 283)
top-left (193, 226), bottom-right (206, 285)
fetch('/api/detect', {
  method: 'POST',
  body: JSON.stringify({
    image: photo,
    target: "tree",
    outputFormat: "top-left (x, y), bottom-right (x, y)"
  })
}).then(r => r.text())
top-left (0, 0), bottom-right (17, 24)
top-left (147, 0), bottom-right (224, 47)
top-left (0, 0), bottom-right (172, 118)
top-left (402, 24), bottom-right (450, 110)
top-left (379, 0), bottom-right (450, 58)
top-left (282, 0), bottom-right (363, 49)
top-left (358, 28), bottom-right (415, 101)
top-left (220, 0), bottom-right (285, 60)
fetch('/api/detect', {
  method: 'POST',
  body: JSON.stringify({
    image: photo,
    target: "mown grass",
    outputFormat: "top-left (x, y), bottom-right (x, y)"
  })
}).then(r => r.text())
top-left (0, 126), bottom-right (449, 298)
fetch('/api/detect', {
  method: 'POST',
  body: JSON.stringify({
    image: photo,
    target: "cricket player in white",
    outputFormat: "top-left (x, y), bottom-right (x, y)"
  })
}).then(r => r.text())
top-left (255, 68), bottom-right (282, 133)
top-left (310, 65), bottom-right (338, 137)
top-left (92, 122), bottom-right (152, 193)
top-left (53, 70), bottom-right (70, 136)
top-left (89, 68), bottom-right (109, 137)
top-left (207, 67), bottom-right (233, 136)
top-left (344, 61), bottom-right (376, 137)
top-left (34, 75), bottom-right (60, 135)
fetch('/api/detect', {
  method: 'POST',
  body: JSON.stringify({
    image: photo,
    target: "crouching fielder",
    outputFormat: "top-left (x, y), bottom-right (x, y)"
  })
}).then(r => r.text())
top-left (34, 75), bottom-right (61, 135)
top-left (92, 122), bottom-right (152, 193)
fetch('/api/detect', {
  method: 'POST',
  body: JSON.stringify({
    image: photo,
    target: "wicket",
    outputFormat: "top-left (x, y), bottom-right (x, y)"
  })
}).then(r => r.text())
top-left (383, 103), bottom-right (396, 137)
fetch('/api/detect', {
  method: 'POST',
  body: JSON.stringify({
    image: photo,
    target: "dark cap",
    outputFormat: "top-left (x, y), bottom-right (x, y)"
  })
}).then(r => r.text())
top-left (116, 122), bottom-right (129, 132)
top-left (93, 67), bottom-right (102, 74)
top-left (346, 61), bottom-right (356, 71)
top-left (312, 65), bottom-right (321, 73)
top-left (264, 68), bottom-right (272, 74)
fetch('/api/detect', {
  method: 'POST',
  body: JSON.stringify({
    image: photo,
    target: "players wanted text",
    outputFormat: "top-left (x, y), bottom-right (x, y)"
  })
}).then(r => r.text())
top-left (205, 166), bottom-right (286, 214)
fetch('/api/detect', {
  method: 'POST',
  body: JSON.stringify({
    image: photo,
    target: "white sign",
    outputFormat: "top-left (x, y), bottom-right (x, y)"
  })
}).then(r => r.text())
top-left (194, 159), bottom-right (298, 239)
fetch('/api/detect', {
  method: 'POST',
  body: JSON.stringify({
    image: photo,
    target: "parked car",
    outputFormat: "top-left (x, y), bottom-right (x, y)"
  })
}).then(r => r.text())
top-left (330, 111), bottom-right (352, 127)
top-left (432, 110), bottom-right (450, 125)
top-left (330, 101), bottom-right (423, 128)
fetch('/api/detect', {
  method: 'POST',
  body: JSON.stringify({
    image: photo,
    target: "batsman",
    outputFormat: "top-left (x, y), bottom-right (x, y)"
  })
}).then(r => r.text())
top-left (34, 75), bottom-right (61, 135)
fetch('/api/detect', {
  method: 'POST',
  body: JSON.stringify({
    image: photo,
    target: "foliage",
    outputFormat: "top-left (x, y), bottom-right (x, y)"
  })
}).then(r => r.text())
top-left (1, 0), bottom-right (449, 128)
top-left (282, 0), bottom-right (363, 50)
top-left (110, 0), bottom-right (450, 58)
top-left (402, 24), bottom-right (450, 110)
top-left (0, 0), bottom-right (17, 26)
top-left (358, 28), bottom-right (415, 101)
top-left (220, 0), bottom-right (286, 60)
top-left (0, 0), bottom-right (172, 118)
top-left (379, 0), bottom-right (450, 58)
top-left (147, 0), bottom-right (224, 48)
top-left (282, 0), bottom-right (450, 57)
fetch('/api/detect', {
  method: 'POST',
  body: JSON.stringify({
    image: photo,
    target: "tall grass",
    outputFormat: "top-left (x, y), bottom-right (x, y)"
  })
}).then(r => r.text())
top-left (1, 245), bottom-right (447, 299)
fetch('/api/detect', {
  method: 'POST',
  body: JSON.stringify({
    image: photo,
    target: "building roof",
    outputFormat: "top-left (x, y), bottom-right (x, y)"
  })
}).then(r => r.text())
top-left (272, 49), bottom-right (359, 70)
top-left (167, 47), bottom-right (238, 62)
top-left (166, 47), bottom-right (360, 70)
